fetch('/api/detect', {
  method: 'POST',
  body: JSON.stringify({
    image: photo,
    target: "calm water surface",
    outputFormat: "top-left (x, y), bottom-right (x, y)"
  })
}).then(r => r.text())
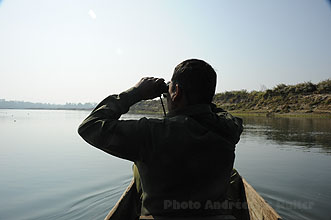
top-left (0, 110), bottom-right (330, 220)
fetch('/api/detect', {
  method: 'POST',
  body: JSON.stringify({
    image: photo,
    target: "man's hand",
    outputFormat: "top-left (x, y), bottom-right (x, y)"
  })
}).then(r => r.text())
top-left (134, 77), bottom-right (168, 100)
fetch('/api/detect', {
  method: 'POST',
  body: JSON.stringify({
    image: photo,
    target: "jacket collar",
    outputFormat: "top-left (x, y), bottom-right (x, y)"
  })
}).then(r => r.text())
top-left (166, 104), bottom-right (213, 118)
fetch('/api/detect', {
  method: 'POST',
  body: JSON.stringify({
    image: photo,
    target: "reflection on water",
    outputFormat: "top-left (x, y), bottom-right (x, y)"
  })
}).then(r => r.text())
top-left (241, 116), bottom-right (331, 154)
top-left (236, 116), bottom-right (331, 220)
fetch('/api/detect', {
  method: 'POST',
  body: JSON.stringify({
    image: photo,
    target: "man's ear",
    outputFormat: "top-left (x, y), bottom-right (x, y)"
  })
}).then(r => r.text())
top-left (171, 84), bottom-right (181, 102)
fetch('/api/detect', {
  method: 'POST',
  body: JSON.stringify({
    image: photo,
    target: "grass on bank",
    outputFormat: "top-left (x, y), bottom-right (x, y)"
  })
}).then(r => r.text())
top-left (128, 79), bottom-right (331, 118)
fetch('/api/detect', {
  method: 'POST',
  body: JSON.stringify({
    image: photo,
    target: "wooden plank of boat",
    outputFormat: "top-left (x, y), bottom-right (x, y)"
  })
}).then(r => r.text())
top-left (104, 179), bottom-right (138, 220)
top-left (242, 178), bottom-right (282, 220)
top-left (105, 178), bottom-right (282, 220)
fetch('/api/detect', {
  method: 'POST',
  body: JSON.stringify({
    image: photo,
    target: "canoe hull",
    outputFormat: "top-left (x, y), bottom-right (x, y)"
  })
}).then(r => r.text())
top-left (105, 173), bottom-right (282, 220)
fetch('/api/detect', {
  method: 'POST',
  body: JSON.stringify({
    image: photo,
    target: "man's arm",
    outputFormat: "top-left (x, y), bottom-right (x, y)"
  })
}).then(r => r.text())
top-left (78, 77), bottom-right (167, 161)
top-left (217, 111), bottom-right (243, 145)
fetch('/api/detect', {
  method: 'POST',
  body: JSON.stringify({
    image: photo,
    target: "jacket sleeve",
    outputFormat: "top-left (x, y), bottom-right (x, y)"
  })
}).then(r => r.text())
top-left (77, 87), bottom-right (148, 161)
top-left (217, 111), bottom-right (243, 145)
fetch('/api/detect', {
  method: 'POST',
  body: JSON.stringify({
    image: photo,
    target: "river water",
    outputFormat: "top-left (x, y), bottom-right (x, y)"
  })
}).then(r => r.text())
top-left (0, 109), bottom-right (330, 220)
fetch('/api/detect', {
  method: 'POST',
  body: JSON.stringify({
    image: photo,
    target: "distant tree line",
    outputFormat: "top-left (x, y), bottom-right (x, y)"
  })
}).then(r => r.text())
top-left (1, 79), bottom-right (330, 115)
top-left (0, 99), bottom-right (96, 110)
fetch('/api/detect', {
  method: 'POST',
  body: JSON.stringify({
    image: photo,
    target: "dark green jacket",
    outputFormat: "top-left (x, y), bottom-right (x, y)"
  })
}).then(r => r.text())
top-left (78, 88), bottom-right (243, 216)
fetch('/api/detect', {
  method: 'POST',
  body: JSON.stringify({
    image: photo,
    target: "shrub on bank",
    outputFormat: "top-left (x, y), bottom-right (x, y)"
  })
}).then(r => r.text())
top-left (213, 79), bottom-right (330, 113)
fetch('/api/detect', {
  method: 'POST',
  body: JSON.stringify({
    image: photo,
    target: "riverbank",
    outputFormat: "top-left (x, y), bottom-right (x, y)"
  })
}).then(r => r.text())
top-left (127, 109), bottom-right (331, 118)
top-left (213, 79), bottom-right (331, 118)
top-left (128, 79), bottom-right (331, 118)
top-left (2, 79), bottom-right (330, 118)
top-left (1, 107), bottom-right (330, 118)
top-left (229, 110), bottom-right (331, 118)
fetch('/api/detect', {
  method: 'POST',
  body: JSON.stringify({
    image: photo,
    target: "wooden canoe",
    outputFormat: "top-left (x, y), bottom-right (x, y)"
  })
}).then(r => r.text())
top-left (105, 176), bottom-right (282, 220)
top-left (242, 178), bottom-right (282, 220)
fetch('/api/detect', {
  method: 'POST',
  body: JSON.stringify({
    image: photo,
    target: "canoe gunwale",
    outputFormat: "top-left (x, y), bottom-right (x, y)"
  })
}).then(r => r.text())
top-left (242, 178), bottom-right (282, 220)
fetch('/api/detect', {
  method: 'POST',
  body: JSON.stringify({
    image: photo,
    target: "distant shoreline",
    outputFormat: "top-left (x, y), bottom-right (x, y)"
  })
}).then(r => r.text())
top-left (1, 107), bottom-right (330, 118)
top-left (0, 107), bottom-right (93, 111)
top-left (0, 99), bottom-right (96, 111)
top-left (2, 79), bottom-right (330, 118)
top-left (229, 110), bottom-right (331, 118)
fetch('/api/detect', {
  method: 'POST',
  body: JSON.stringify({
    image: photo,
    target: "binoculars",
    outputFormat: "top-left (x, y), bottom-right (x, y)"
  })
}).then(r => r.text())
top-left (159, 81), bottom-right (169, 97)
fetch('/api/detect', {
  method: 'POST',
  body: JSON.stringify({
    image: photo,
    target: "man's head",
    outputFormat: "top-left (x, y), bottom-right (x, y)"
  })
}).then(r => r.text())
top-left (167, 59), bottom-right (217, 111)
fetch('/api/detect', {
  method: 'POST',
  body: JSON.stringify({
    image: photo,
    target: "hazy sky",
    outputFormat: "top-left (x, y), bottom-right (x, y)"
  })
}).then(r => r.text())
top-left (0, 0), bottom-right (330, 104)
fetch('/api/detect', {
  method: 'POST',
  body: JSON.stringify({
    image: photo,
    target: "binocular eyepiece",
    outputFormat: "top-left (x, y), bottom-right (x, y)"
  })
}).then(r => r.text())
top-left (159, 81), bottom-right (169, 96)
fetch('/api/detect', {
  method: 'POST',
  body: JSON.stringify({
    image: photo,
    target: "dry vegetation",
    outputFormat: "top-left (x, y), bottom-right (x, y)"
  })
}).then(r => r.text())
top-left (129, 79), bottom-right (331, 117)
top-left (213, 79), bottom-right (331, 116)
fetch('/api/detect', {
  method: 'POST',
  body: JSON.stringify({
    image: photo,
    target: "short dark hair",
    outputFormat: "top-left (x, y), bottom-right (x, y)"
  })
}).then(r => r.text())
top-left (171, 59), bottom-right (217, 104)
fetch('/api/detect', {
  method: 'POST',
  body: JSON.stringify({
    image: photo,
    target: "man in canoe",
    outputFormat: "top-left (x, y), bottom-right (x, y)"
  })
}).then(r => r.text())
top-left (78, 59), bottom-right (244, 219)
